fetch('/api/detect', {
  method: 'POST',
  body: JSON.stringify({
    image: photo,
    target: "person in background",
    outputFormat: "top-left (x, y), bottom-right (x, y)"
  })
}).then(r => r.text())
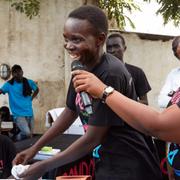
top-left (0, 134), bottom-right (16, 178)
top-left (12, 5), bottom-right (162, 180)
top-left (158, 36), bottom-right (180, 180)
top-left (106, 32), bottom-right (160, 174)
top-left (158, 36), bottom-right (180, 108)
top-left (0, 64), bottom-right (39, 141)
top-left (0, 106), bottom-right (20, 140)
top-left (106, 32), bottom-right (151, 105)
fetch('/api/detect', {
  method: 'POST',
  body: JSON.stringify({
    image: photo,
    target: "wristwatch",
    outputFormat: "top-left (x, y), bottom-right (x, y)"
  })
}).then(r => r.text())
top-left (101, 86), bottom-right (114, 103)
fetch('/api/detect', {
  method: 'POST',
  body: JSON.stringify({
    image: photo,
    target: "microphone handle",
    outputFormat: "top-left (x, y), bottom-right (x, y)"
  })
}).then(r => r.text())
top-left (80, 92), bottom-right (93, 115)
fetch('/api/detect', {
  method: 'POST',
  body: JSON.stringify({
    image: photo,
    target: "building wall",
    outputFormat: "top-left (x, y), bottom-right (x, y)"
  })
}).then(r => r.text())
top-left (0, 1), bottom-right (178, 133)
top-left (0, 0), bottom-right (83, 133)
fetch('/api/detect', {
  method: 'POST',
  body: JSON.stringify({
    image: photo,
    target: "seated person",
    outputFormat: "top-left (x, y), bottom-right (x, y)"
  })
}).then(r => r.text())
top-left (0, 106), bottom-right (20, 140)
top-left (0, 134), bottom-right (16, 178)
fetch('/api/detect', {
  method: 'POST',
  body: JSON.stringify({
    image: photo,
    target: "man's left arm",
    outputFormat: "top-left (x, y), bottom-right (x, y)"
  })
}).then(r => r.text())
top-left (31, 87), bottom-right (39, 100)
top-left (18, 125), bottom-right (109, 179)
top-left (29, 80), bottom-right (39, 100)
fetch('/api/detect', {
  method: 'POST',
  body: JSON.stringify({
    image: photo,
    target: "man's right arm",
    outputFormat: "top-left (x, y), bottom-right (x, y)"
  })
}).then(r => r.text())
top-left (13, 107), bottom-right (78, 165)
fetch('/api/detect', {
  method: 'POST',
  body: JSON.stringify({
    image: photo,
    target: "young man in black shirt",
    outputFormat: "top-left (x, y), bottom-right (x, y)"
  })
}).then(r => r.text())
top-left (106, 32), bottom-right (151, 105)
top-left (13, 5), bottom-right (162, 180)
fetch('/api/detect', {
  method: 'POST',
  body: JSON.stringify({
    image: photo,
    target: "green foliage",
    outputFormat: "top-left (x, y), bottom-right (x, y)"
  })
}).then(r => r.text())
top-left (99, 0), bottom-right (140, 29)
top-left (156, 0), bottom-right (180, 26)
top-left (143, 0), bottom-right (180, 26)
top-left (6, 0), bottom-right (180, 28)
top-left (7, 0), bottom-right (40, 19)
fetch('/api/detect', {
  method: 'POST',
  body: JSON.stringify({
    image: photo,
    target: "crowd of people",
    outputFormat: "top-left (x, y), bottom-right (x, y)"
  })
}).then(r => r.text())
top-left (0, 4), bottom-right (180, 180)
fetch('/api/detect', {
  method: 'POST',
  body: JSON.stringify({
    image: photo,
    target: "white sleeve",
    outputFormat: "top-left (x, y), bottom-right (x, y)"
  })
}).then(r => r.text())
top-left (158, 72), bottom-right (173, 108)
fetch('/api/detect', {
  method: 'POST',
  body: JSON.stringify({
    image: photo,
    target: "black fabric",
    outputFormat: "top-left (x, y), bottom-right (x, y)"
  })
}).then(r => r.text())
top-left (8, 77), bottom-right (32, 97)
top-left (66, 53), bottom-right (162, 180)
top-left (125, 63), bottom-right (151, 98)
top-left (0, 135), bottom-right (16, 178)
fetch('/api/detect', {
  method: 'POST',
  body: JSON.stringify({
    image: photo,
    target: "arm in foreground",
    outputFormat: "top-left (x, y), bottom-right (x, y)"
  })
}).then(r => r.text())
top-left (72, 70), bottom-right (180, 144)
top-left (18, 125), bottom-right (108, 179)
top-left (13, 107), bottom-right (77, 165)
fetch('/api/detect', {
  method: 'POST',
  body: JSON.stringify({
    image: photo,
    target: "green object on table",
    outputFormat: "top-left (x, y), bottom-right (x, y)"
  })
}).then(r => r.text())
top-left (41, 146), bottom-right (53, 152)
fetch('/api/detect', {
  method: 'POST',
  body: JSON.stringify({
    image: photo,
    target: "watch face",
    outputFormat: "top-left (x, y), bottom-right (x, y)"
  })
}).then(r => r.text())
top-left (105, 86), bottom-right (114, 93)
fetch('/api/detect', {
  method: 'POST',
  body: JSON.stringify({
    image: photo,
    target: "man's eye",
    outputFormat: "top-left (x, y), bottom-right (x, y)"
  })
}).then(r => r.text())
top-left (64, 38), bottom-right (68, 43)
top-left (72, 38), bottom-right (81, 43)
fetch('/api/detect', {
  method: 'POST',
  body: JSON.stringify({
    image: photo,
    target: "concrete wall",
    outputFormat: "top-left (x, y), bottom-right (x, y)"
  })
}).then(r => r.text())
top-left (0, 0), bottom-right (179, 133)
top-left (0, 0), bottom-right (83, 133)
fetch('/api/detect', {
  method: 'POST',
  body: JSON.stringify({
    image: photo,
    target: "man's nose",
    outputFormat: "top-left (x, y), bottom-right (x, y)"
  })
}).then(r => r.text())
top-left (65, 41), bottom-right (75, 50)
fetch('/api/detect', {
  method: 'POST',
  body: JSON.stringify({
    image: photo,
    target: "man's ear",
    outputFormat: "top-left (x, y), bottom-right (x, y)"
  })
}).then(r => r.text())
top-left (97, 33), bottom-right (106, 47)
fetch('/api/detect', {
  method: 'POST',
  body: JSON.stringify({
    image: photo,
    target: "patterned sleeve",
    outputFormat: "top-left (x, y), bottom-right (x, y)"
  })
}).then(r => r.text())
top-left (166, 87), bottom-right (180, 108)
top-left (176, 100), bottom-right (180, 108)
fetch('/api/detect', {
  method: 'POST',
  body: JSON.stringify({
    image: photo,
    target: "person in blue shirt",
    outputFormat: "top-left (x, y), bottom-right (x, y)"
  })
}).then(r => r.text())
top-left (0, 64), bottom-right (39, 141)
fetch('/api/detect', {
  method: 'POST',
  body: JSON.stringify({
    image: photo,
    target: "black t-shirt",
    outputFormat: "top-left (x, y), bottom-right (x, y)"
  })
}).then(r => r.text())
top-left (0, 135), bottom-right (16, 178)
top-left (125, 63), bottom-right (151, 98)
top-left (66, 53), bottom-right (162, 180)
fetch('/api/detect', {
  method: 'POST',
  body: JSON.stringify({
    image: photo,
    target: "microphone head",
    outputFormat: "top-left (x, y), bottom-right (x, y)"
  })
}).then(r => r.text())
top-left (71, 60), bottom-right (84, 71)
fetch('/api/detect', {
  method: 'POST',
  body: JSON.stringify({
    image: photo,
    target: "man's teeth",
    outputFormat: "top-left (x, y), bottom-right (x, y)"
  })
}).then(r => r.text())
top-left (70, 55), bottom-right (80, 59)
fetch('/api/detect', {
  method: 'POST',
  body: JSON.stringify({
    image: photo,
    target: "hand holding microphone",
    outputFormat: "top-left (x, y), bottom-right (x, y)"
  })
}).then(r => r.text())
top-left (71, 60), bottom-right (93, 115)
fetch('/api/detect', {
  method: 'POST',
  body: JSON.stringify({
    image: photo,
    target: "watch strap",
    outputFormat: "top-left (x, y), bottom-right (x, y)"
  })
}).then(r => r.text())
top-left (101, 86), bottom-right (114, 103)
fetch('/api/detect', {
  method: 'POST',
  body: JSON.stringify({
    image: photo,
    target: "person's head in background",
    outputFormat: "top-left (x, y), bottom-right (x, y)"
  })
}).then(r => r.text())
top-left (0, 106), bottom-right (11, 122)
top-left (172, 36), bottom-right (180, 60)
top-left (63, 5), bottom-right (108, 69)
top-left (106, 32), bottom-right (127, 62)
top-left (11, 64), bottom-right (23, 83)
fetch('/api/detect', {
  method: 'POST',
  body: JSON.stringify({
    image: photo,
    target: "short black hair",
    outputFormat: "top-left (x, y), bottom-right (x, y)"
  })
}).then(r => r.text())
top-left (172, 36), bottom-right (180, 51)
top-left (68, 5), bottom-right (108, 36)
top-left (108, 33), bottom-right (126, 47)
top-left (11, 64), bottom-right (22, 73)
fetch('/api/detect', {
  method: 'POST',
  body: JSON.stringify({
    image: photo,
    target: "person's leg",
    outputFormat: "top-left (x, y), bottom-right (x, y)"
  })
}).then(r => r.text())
top-left (15, 116), bottom-right (31, 140)
top-left (27, 116), bottom-right (34, 137)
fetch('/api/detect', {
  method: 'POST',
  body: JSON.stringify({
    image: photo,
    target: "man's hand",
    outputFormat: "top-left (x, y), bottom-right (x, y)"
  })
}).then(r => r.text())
top-left (18, 161), bottom-right (47, 180)
top-left (13, 146), bottom-right (37, 165)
